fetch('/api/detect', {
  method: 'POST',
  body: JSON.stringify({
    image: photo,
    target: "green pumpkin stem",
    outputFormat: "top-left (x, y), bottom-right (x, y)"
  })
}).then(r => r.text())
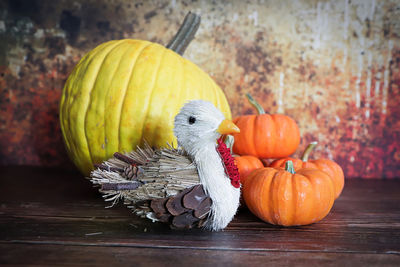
top-left (285, 160), bottom-right (296, 174)
top-left (301, 141), bottom-right (318, 162)
top-left (246, 93), bottom-right (265, 114)
top-left (166, 12), bottom-right (201, 55)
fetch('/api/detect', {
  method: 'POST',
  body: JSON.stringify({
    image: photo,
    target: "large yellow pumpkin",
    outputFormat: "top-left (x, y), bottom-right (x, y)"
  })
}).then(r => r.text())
top-left (60, 25), bottom-right (231, 175)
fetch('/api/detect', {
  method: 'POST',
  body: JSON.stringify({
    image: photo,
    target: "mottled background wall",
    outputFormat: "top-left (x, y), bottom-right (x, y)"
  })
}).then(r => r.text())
top-left (0, 0), bottom-right (399, 178)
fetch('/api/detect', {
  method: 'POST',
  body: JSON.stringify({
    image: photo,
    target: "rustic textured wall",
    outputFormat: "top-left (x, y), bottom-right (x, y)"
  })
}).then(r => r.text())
top-left (0, 0), bottom-right (399, 178)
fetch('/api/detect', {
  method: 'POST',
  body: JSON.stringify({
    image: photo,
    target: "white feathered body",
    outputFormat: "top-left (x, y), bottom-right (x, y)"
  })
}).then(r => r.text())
top-left (194, 144), bottom-right (240, 230)
top-left (174, 100), bottom-right (241, 230)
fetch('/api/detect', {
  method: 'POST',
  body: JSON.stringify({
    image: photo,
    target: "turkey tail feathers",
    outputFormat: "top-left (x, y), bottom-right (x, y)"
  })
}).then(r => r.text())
top-left (89, 142), bottom-right (207, 229)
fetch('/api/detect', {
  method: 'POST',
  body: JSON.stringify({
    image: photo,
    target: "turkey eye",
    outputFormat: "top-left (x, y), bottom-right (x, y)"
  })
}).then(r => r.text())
top-left (188, 116), bottom-right (196, 124)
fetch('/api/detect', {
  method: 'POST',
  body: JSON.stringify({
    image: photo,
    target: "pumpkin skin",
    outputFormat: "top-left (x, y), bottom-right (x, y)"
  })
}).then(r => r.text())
top-left (60, 40), bottom-right (232, 175)
top-left (231, 94), bottom-right (300, 158)
top-left (234, 155), bottom-right (264, 184)
top-left (232, 113), bottom-right (300, 158)
top-left (243, 165), bottom-right (335, 226)
top-left (269, 143), bottom-right (345, 199)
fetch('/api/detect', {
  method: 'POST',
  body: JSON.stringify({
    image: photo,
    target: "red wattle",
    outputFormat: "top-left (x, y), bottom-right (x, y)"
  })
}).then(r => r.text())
top-left (216, 137), bottom-right (241, 188)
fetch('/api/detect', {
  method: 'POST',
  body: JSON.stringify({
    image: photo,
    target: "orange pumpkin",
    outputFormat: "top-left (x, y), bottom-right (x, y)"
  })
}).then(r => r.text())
top-left (269, 142), bottom-right (344, 199)
top-left (243, 161), bottom-right (335, 226)
top-left (232, 94), bottom-right (300, 158)
top-left (234, 155), bottom-right (264, 184)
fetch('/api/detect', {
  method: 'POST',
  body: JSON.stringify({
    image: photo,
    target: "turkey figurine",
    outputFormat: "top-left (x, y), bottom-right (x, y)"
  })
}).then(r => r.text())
top-left (90, 100), bottom-right (241, 231)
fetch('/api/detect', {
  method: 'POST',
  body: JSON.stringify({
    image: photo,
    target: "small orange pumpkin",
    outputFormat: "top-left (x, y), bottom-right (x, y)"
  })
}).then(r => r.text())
top-left (243, 161), bottom-right (335, 226)
top-left (234, 155), bottom-right (264, 184)
top-left (232, 94), bottom-right (300, 158)
top-left (269, 142), bottom-right (344, 199)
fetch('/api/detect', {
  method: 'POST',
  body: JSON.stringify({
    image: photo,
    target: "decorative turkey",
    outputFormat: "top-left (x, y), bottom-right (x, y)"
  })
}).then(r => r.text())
top-left (90, 100), bottom-right (241, 231)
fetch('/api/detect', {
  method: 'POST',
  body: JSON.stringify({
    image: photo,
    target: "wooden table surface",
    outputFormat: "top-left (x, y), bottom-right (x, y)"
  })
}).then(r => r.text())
top-left (1, 166), bottom-right (399, 266)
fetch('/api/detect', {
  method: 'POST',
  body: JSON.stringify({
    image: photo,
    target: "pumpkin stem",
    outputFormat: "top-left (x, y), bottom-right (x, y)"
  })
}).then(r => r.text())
top-left (301, 141), bottom-right (318, 162)
top-left (166, 12), bottom-right (201, 55)
top-left (285, 160), bottom-right (296, 174)
top-left (246, 93), bottom-right (265, 114)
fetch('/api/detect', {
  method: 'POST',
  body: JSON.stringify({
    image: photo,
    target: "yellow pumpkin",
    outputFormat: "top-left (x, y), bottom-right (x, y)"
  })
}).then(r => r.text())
top-left (60, 17), bottom-right (231, 175)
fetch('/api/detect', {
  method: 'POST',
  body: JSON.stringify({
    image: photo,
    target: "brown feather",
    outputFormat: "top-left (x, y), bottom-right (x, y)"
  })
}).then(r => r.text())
top-left (90, 143), bottom-right (210, 229)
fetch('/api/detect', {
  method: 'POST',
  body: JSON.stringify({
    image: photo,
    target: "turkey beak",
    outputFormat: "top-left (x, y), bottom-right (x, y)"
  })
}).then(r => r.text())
top-left (217, 119), bottom-right (240, 135)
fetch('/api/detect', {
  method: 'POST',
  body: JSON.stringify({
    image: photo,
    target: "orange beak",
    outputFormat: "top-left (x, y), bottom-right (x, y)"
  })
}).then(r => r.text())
top-left (217, 119), bottom-right (240, 135)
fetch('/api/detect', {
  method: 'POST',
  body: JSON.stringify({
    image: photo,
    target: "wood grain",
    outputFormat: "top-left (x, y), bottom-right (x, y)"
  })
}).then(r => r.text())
top-left (0, 166), bottom-right (399, 266)
top-left (1, 244), bottom-right (399, 267)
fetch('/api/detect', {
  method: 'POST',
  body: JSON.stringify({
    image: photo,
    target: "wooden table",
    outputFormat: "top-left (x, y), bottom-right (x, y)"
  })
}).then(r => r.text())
top-left (1, 166), bottom-right (399, 266)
